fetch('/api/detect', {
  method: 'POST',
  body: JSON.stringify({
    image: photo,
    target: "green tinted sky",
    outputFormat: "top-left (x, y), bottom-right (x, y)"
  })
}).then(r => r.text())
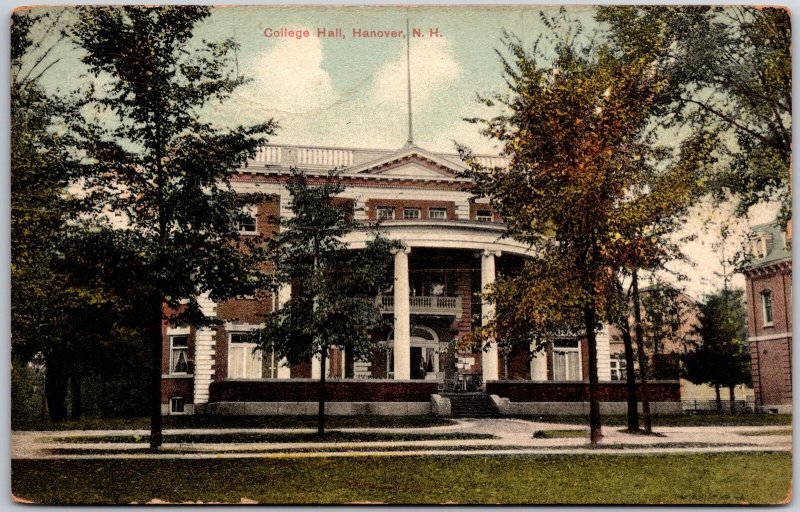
top-left (34, 5), bottom-right (597, 153)
top-left (23, 4), bottom-right (779, 296)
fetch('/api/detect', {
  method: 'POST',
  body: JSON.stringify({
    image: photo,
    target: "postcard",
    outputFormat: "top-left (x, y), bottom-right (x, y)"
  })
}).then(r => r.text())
top-left (10, 4), bottom-right (792, 505)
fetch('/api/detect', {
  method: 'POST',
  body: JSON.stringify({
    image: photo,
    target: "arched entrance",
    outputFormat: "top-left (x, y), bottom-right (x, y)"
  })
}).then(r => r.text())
top-left (387, 325), bottom-right (441, 380)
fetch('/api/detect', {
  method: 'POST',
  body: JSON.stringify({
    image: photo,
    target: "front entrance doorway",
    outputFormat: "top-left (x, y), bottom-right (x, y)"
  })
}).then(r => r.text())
top-left (411, 347), bottom-right (424, 379)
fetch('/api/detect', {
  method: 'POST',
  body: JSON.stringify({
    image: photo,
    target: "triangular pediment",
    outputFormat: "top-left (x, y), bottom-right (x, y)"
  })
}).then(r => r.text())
top-left (348, 145), bottom-right (465, 179)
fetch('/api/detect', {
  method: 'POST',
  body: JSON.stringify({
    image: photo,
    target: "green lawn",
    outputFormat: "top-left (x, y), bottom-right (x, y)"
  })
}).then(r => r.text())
top-left (12, 452), bottom-right (791, 504)
top-left (47, 431), bottom-right (494, 444)
top-left (738, 429), bottom-right (793, 437)
top-left (13, 415), bottom-right (455, 431)
top-left (516, 414), bottom-right (793, 427)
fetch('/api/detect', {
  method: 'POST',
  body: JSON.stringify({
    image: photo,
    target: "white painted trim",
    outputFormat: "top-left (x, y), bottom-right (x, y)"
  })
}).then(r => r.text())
top-left (166, 326), bottom-right (190, 336)
top-left (748, 332), bottom-right (792, 342)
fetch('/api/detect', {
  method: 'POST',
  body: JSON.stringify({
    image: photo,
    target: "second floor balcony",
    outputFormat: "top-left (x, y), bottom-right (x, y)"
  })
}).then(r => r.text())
top-left (376, 295), bottom-right (463, 318)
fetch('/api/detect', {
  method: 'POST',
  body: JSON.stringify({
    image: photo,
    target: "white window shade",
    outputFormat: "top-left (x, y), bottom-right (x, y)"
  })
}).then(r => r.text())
top-left (229, 333), bottom-right (262, 379)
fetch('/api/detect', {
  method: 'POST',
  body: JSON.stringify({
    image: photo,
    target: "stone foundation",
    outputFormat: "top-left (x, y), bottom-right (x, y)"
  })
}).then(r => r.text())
top-left (204, 401), bottom-right (431, 416)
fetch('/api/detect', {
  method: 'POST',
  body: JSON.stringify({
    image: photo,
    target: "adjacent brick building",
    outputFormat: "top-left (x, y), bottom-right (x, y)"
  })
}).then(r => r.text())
top-left (744, 222), bottom-right (792, 413)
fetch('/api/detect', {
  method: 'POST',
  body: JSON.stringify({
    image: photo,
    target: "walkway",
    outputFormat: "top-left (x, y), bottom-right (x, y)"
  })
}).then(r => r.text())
top-left (11, 418), bottom-right (791, 460)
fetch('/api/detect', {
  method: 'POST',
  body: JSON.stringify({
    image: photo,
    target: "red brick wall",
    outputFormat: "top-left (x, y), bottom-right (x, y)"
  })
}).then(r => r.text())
top-left (486, 380), bottom-right (681, 402)
top-left (454, 269), bottom-right (473, 338)
top-left (209, 379), bottom-right (439, 402)
top-left (161, 377), bottom-right (194, 404)
top-left (291, 361), bottom-right (312, 378)
top-left (502, 348), bottom-right (531, 380)
top-left (747, 266), bottom-right (792, 336)
top-left (468, 203), bottom-right (502, 223)
top-left (365, 199), bottom-right (457, 221)
top-left (746, 262), bottom-right (792, 407)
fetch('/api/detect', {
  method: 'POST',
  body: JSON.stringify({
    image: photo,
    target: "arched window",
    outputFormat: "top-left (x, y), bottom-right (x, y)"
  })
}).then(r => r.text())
top-left (761, 289), bottom-right (774, 326)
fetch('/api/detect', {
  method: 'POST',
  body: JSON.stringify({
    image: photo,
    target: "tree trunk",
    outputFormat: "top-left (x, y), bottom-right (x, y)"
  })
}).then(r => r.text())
top-left (729, 385), bottom-right (736, 414)
top-left (620, 319), bottom-right (639, 432)
top-left (318, 348), bottom-right (327, 435)
top-left (70, 373), bottom-right (82, 421)
top-left (149, 297), bottom-right (164, 450)
top-left (632, 271), bottom-right (652, 434)
top-left (584, 305), bottom-right (602, 447)
top-left (44, 356), bottom-right (69, 422)
top-left (714, 383), bottom-right (722, 414)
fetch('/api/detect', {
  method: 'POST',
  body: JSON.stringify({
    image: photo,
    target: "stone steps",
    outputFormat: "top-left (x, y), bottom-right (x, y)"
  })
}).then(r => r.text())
top-left (442, 392), bottom-right (499, 418)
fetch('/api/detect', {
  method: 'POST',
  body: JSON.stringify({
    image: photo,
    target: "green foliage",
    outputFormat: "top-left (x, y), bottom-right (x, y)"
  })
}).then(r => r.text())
top-left (70, 5), bottom-right (276, 325)
top-left (597, 6), bottom-right (791, 223)
top-left (255, 169), bottom-right (397, 365)
top-left (682, 288), bottom-right (751, 389)
top-left (460, 19), bottom-right (709, 358)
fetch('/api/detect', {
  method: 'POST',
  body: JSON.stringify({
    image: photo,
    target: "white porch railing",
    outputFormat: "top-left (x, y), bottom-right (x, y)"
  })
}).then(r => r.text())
top-left (376, 295), bottom-right (462, 318)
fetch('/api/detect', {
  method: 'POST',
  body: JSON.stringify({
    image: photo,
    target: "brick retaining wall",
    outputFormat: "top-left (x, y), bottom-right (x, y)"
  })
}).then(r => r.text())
top-left (209, 379), bottom-right (439, 403)
top-left (486, 380), bottom-right (681, 402)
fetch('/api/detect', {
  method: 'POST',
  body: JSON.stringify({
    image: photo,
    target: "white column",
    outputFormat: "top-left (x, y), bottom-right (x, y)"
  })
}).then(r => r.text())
top-left (530, 342), bottom-right (548, 381)
top-left (596, 324), bottom-right (611, 382)
top-left (481, 250), bottom-right (501, 382)
top-left (311, 354), bottom-right (322, 379)
top-left (393, 246), bottom-right (411, 380)
top-left (276, 285), bottom-right (292, 379)
top-left (193, 292), bottom-right (217, 405)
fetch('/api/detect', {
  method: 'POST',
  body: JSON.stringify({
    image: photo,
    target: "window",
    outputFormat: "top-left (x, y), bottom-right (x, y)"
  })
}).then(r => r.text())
top-left (403, 208), bottom-right (421, 220)
top-left (552, 339), bottom-right (581, 381)
top-left (376, 206), bottom-right (395, 220)
top-left (610, 354), bottom-right (627, 381)
top-left (752, 234), bottom-right (773, 259)
top-left (170, 397), bottom-right (185, 414)
top-left (228, 332), bottom-right (262, 379)
top-left (263, 346), bottom-right (279, 379)
top-left (761, 290), bottom-right (774, 326)
top-left (238, 207), bottom-right (257, 234)
top-left (476, 209), bottom-right (492, 222)
top-left (429, 208), bottom-right (447, 220)
top-left (170, 335), bottom-right (189, 374)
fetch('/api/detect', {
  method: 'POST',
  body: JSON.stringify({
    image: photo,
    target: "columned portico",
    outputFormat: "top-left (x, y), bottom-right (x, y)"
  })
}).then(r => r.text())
top-left (530, 343), bottom-right (548, 380)
top-left (481, 250), bottom-right (501, 382)
top-left (392, 246), bottom-right (412, 379)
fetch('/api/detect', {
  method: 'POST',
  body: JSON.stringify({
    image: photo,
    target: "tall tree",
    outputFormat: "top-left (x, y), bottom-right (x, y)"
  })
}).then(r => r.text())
top-left (70, 6), bottom-right (275, 448)
top-left (11, 8), bottom-right (80, 421)
top-left (597, 6), bottom-right (791, 224)
top-left (255, 170), bottom-right (396, 435)
top-left (682, 288), bottom-right (751, 413)
top-left (462, 12), bottom-right (709, 442)
top-left (460, 28), bottom-right (656, 445)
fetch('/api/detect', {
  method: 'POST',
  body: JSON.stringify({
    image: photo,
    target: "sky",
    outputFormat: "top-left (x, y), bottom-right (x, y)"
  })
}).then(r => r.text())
top-left (23, 4), bottom-right (782, 299)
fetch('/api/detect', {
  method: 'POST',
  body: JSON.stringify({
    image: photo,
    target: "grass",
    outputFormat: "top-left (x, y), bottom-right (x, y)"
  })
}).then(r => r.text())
top-left (532, 429), bottom-right (588, 439)
top-left (47, 444), bottom-right (526, 456)
top-left (515, 414), bottom-right (793, 427)
top-left (737, 429), bottom-right (792, 437)
top-left (47, 431), bottom-right (495, 444)
top-left (12, 452), bottom-right (791, 504)
top-left (13, 415), bottom-right (455, 431)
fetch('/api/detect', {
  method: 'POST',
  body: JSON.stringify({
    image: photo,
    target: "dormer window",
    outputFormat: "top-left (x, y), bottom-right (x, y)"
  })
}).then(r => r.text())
top-left (476, 210), bottom-right (492, 222)
top-left (761, 289), bottom-right (774, 327)
top-left (752, 233), bottom-right (774, 259)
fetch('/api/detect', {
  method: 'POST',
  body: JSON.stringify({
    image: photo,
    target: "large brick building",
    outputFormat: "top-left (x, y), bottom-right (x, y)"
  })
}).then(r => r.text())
top-left (161, 142), bottom-right (682, 416)
top-left (744, 222), bottom-right (792, 413)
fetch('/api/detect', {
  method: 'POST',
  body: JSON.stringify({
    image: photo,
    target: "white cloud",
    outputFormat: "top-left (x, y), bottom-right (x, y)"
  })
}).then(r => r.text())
top-left (238, 30), bottom-right (336, 115)
top-left (370, 36), bottom-right (460, 110)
